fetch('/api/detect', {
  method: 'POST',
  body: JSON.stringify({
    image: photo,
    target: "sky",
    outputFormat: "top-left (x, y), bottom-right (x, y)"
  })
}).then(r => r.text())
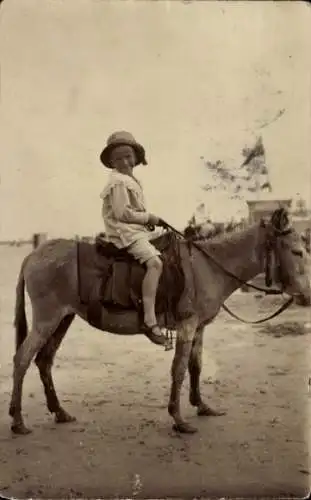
top-left (0, 0), bottom-right (310, 239)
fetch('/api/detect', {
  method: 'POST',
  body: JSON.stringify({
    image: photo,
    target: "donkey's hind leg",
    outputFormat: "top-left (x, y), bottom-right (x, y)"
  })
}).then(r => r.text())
top-left (35, 314), bottom-right (76, 425)
top-left (9, 328), bottom-right (52, 435)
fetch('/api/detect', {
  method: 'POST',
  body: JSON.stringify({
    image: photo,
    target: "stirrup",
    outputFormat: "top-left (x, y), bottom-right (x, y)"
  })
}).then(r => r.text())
top-left (143, 323), bottom-right (167, 346)
top-left (164, 328), bottom-right (174, 351)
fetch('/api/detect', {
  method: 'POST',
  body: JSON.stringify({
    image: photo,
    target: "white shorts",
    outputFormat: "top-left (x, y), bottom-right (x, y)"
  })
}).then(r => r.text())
top-left (127, 238), bottom-right (161, 264)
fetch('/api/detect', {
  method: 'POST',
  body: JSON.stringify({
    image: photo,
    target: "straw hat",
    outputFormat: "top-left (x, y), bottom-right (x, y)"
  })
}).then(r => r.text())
top-left (100, 131), bottom-right (147, 168)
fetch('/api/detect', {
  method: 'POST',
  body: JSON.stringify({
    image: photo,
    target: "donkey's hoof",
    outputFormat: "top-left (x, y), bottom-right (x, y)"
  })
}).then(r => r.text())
top-left (172, 422), bottom-right (198, 434)
top-left (11, 423), bottom-right (32, 435)
top-left (55, 410), bottom-right (76, 424)
top-left (197, 404), bottom-right (227, 417)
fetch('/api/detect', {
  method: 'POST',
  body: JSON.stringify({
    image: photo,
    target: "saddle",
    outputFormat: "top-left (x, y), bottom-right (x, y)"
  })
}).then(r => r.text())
top-left (78, 231), bottom-right (186, 325)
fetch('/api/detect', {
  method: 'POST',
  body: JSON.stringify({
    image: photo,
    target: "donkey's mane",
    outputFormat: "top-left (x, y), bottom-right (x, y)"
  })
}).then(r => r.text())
top-left (188, 222), bottom-right (261, 261)
top-left (190, 220), bottom-right (258, 245)
top-left (187, 207), bottom-right (292, 260)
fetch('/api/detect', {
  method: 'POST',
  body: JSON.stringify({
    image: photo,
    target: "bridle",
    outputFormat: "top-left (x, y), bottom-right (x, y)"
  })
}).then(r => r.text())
top-left (162, 216), bottom-right (296, 325)
top-left (262, 222), bottom-right (293, 290)
top-left (221, 221), bottom-right (295, 324)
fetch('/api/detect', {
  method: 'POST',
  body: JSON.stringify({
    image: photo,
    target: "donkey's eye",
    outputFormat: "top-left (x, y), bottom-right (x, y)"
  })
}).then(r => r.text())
top-left (291, 249), bottom-right (303, 258)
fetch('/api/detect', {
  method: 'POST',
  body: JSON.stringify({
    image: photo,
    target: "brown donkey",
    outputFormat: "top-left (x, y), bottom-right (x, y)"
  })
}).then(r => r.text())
top-left (9, 208), bottom-right (311, 435)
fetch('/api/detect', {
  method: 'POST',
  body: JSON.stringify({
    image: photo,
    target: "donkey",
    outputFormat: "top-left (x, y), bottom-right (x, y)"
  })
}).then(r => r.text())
top-left (9, 208), bottom-right (311, 435)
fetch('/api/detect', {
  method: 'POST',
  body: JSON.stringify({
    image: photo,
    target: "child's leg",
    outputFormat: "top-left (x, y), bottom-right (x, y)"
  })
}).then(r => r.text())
top-left (142, 256), bottom-right (163, 327)
top-left (127, 239), bottom-right (166, 345)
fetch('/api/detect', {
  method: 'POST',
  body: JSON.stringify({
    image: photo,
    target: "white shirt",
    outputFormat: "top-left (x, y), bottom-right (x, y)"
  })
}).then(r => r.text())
top-left (100, 170), bottom-right (151, 248)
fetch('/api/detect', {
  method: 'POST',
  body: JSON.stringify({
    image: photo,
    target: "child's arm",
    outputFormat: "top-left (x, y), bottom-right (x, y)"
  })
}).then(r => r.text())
top-left (110, 183), bottom-right (149, 225)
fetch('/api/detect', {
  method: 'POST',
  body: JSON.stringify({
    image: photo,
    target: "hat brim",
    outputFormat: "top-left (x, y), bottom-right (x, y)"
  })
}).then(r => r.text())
top-left (100, 141), bottom-right (147, 168)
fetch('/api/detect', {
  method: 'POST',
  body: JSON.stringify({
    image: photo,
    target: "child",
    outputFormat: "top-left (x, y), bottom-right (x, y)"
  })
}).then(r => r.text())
top-left (99, 131), bottom-right (167, 346)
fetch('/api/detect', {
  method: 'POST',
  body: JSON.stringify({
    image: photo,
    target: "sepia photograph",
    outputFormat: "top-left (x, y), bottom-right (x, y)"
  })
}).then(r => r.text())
top-left (0, 0), bottom-right (310, 498)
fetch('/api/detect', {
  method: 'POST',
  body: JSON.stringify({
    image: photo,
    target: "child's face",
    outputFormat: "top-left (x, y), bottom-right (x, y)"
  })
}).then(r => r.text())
top-left (110, 145), bottom-right (136, 175)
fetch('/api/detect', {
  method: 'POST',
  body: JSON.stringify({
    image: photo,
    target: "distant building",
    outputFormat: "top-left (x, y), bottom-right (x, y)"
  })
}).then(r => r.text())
top-left (246, 196), bottom-right (292, 224)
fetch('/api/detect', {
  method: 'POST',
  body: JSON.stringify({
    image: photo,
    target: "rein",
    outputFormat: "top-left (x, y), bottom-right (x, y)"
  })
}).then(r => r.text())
top-left (221, 297), bottom-right (293, 324)
top-left (161, 221), bottom-right (294, 325)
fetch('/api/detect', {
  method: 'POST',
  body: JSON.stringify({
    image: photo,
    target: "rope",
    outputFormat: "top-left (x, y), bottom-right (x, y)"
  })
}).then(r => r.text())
top-left (221, 296), bottom-right (294, 325)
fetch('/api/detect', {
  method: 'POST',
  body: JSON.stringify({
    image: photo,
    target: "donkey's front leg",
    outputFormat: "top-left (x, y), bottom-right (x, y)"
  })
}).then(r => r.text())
top-left (168, 315), bottom-right (198, 434)
top-left (188, 326), bottom-right (226, 417)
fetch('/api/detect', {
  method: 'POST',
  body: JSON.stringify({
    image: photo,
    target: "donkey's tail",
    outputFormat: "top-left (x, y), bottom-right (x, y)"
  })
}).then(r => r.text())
top-left (14, 257), bottom-right (28, 352)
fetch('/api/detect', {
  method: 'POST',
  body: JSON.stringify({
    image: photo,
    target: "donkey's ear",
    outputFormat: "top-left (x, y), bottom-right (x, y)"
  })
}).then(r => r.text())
top-left (270, 207), bottom-right (289, 231)
top-left (278, 207), bottom-right (289, 231)
top-left (270, 210), bottom-right (278, 228)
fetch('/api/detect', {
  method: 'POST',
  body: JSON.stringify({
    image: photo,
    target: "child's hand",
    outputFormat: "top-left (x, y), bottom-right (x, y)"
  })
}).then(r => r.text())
top-left (158, 218), bottom-right (170, 229)
top-left (148, 213), bottom-right (160, 226)
top-left (148, 214), bottom-right (170, 229)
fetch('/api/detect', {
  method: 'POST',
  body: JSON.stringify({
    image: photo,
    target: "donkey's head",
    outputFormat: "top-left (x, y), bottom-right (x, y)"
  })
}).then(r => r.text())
top-left (263, 207), bottom-right (311, 305)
